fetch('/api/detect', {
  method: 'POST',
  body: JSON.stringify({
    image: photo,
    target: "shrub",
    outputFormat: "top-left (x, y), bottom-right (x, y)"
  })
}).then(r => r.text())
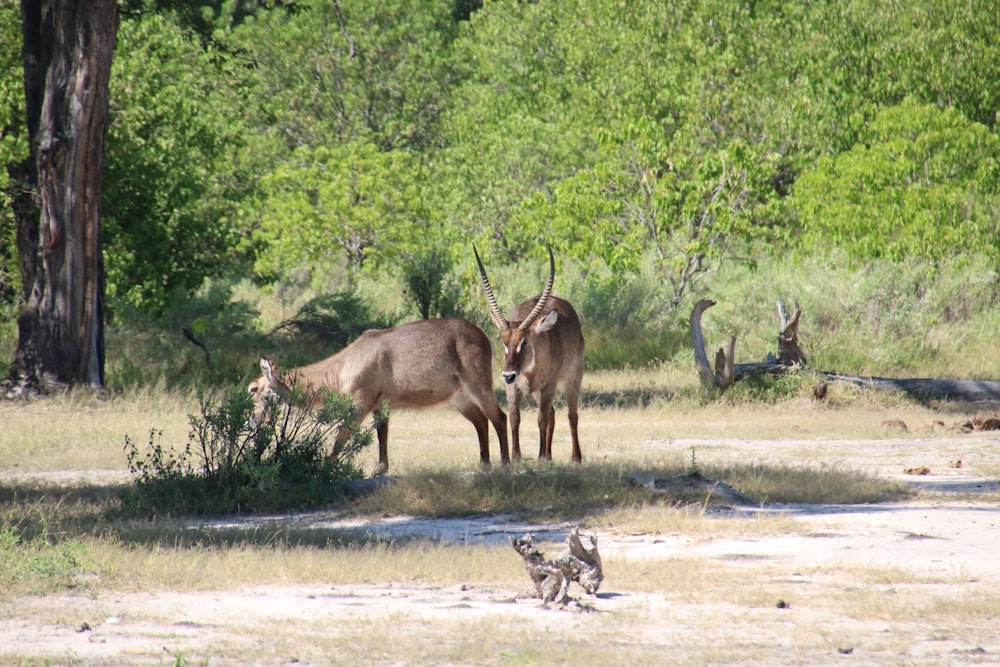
top-left (268, 290), bottom-right (395, 363)
top-left (122, 387), bottom-right (372, 516)
top-left (0, 517), bottom-right (87, 594)
top-left (106, 280), bottom-right (269, 392)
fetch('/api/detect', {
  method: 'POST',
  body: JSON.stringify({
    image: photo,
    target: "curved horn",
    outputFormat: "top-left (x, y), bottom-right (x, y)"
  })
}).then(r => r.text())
top-left (518, 246), bottom-right (555, 332)
top-left (473, 244), bottom-right (510, 331)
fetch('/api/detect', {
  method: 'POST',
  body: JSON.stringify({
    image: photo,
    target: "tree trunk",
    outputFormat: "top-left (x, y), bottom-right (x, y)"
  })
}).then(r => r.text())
top-left (10, 0), bottom-right (117, 392)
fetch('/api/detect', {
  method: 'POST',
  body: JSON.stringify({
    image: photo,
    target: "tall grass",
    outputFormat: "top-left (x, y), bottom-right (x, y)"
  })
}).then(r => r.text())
top-left (706, 252), bottom-right (1000, 379)
top-left (2, 251), bottom-right (997, 393)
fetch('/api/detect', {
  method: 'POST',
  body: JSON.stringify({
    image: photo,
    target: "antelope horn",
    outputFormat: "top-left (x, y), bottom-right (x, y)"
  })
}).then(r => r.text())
top-left (518, 246), bottom-right (555, 332)
top-left (473, 244), bottom-right (510, 331)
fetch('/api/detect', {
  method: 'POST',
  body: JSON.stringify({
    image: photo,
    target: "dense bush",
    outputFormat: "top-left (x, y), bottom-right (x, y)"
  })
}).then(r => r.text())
top-left (122, 387), bottom-right (371, 516)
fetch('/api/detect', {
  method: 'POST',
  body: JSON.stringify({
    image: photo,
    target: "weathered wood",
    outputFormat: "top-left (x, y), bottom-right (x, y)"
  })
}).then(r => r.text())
top-left (776, 299), bottom-right (807, 365)
top-left (692, 298), bottom-right (805, 389)
top-left (512, 527), bottom-right (603, 607)
top-left (691, 298), bottom-right (1000, 403)
top-left (819, 374), bottom-right (1000, 402)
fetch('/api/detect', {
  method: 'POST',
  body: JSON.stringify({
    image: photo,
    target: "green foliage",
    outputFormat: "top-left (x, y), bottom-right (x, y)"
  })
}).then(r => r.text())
top-left (107, 281), bottom-right (268, 391)
top-left (569, 259), bottom-right (691, 368)
top-left (104, 12), bottom-right (255, 313)
top-left (722, 372), bottom-right (810, 405)
top-left (400, 247), bottom-right (462, 319)
top-left (226, 0), bottom-right (459, 151)
top-left (528, 138), bottom-right (782, 310)
top-left (269, 289), bottom-right (395, 362)
top-left (0, 5), bottom-right (26, 303)
top-left (122, 387), bottom-right (370, 516)
top-left (704, 252), bottom-right (1000, 379)
top-left (793, 98), bottom-right (1000, 262)
top-left (7, 0), bottom-right (1000, 377)
top-left (253, 142), bottom-right (439, 283)
top-left (0, 516), bottom-right (87, 594)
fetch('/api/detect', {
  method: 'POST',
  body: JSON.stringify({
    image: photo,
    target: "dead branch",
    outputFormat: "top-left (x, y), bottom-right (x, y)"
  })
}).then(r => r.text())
top-left (691, 298), bottom-right (1000, 402)
top-left (776, 298), bottom-right (807, 365)
top-left (182, 327), bottom-right (210, 367)
top-left (512, 527), bottom-right (603, 607)
top-left (331, 0), bottom-right (356, 60)
top-left (691, 298), bottom-right (802, 389)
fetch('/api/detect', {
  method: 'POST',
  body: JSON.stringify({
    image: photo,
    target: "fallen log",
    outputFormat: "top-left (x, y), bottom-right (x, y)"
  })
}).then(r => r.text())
top-left (691, 298), bottom-right (1000, 403)
top-left (818, 374), bottom-right (1000, 402)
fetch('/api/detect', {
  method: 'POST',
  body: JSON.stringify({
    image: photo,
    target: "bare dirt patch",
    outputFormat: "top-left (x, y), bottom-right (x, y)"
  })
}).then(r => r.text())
top-left (2, 430), bottom-right (1000, 665)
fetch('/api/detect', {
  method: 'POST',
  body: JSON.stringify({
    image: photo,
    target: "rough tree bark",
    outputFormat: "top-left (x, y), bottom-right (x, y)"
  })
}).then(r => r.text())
top-left (8, 0), bottom-right (118, 393)
top-left (691, 298), bottom-right (1000, 402)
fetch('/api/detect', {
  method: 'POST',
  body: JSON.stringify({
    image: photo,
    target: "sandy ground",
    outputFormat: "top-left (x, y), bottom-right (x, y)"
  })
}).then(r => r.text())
top-left (2, 434), bottom-right (1000, 666)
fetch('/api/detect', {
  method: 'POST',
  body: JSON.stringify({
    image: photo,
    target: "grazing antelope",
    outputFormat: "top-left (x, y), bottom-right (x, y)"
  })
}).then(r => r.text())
top-left (247, 318), bottom-right (510, 475)
top-left (474, 246), bottom-right (585, 463)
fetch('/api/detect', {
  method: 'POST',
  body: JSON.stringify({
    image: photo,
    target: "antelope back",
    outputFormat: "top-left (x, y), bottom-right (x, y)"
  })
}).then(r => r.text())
top-left (250, 319), bottom-right (497, 415)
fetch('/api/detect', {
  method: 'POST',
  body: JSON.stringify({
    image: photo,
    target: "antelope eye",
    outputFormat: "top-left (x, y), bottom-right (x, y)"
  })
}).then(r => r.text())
top-left (516, 339), bottom-right (525, 353)
top-left (503, 345), bottom-right (509, 355)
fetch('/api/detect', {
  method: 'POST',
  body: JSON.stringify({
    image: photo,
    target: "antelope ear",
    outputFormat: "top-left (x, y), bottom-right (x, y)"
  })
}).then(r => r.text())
top-left (260, 357), bottom-right (277, 382)
top-left (534, 310), bottom-right (559, 334)
top-left (248, 380), bottom-right (259, 394)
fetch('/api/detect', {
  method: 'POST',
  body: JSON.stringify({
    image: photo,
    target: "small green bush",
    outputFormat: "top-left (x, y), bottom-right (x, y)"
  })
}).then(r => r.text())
top-left (0, 516), bottom-right (88, 594)
top-left (122, 387), bottom-right (372, 516)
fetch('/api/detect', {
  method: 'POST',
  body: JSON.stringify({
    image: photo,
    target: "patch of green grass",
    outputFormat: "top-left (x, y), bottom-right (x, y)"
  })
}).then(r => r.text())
top-left (0, 516), bottom-right (89, 595)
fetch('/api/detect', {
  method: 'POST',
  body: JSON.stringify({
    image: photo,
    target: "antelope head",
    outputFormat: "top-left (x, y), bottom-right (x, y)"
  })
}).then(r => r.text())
top-left (474, 245), bottom-right (557, 385)
top-left (247, 357), bottom-right (290, 422)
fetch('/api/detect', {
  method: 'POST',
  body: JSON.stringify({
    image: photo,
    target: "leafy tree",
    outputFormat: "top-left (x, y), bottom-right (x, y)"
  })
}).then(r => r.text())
top-left (253, 142), bottom-right (439, 285)
top-left (401, 246), bottom-right (461, 319)
top-left (526, 136), bottom-right (781, 310)
top-left (103, 12), bottom-right (255, 313)
top-left (792, 98), bottom-right (1000, 263)
top-left (446, 0), bottom-right (788, 305)
top-left (0, 6), bottom-right (27, 303)
top-left (439, 0), bottom-right (602, 258)
top-left (803, 0), bottom-right (1000, 131)
top-left (226, 0), bottom-right (460, 152)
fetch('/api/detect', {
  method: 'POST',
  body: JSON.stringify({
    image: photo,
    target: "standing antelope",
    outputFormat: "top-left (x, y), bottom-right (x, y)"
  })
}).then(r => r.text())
top-left (474, 246), bottom-right (585, 463)
top-left (247, 318), bottom-right (510, 475)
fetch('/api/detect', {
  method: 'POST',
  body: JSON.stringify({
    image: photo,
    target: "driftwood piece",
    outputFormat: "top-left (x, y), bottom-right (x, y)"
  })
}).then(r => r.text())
top-left (691, 298), bottom-right (1000, 402)
top-left (692, 298), bottom-right (803, 389)
top-left (512, 527), bottom-right (603, 607)
top-left (820, 374), bottom-right (1000, 402)
top-left (776, 299), bottom-right (807, 366)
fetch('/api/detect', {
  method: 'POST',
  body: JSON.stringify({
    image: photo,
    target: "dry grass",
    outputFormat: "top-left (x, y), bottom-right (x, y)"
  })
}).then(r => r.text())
top-left (1, 375), bottom-right (998, 665)
top-left (0, 388), bottom-right (197, 471)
